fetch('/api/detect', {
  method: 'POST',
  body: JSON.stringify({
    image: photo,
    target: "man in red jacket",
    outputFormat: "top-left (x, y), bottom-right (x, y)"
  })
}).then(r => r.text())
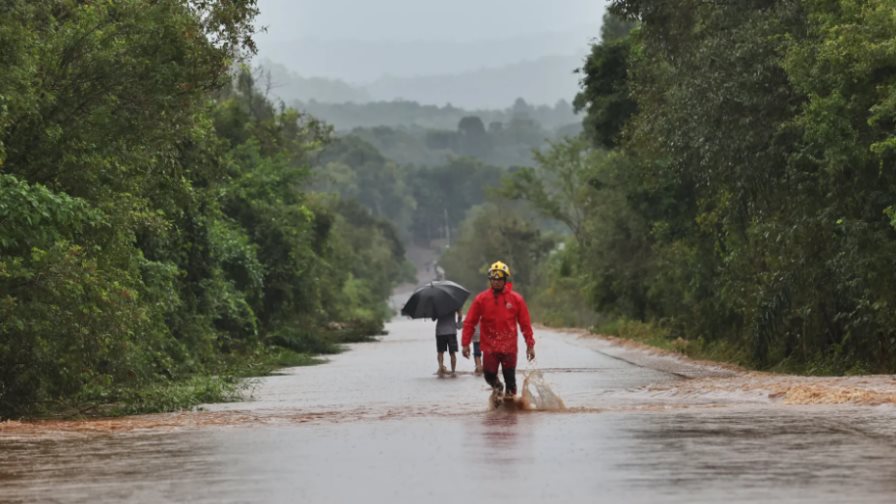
top-left (461, 260), bottom-right (535, 401)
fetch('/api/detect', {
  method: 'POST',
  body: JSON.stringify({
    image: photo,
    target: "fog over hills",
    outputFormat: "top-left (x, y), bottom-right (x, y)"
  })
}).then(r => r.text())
top-left (260, 54), bottom-right (585, 109)
top-left (252, 0), bottom-right (603, 109)
top-left (262, 60), bottom-right (373, 103)
top-left (259, 29), bottom-right (595, 82)
top-left (365, 54), bottom-right (584, 108)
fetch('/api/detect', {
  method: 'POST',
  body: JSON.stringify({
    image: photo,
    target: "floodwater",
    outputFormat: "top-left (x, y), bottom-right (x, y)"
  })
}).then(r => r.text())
top-left (3, 309), bottom-right (896, 502)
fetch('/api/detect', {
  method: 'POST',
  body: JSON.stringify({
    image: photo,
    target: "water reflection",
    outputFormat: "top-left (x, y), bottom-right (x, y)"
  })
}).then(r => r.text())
top-left (3, 320), bottom-right (896, 503)
top-left (616, 408), bottom-right (896, 502)
top-left (479, 409), bottom-right (520, 462)
top-left (0, 431), bottom-right (215, 502)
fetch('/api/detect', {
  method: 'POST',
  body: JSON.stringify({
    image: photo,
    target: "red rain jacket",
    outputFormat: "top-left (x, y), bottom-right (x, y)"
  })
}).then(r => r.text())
top-left (462, 282), bottom-right (534, 355)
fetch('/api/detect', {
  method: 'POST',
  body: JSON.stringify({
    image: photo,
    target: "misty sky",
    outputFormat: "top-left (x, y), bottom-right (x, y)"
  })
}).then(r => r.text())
top-left (253, 0), bottom-right (607, 84)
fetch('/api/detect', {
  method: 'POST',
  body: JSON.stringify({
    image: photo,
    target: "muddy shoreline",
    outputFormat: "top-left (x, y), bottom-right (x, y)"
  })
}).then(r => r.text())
top-left (551, 324), bottom-right (896, 407)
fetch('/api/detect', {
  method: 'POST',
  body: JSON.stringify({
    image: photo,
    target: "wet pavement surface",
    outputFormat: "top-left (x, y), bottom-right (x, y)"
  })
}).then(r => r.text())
top-left (2, 309), bottom-right (896, 503)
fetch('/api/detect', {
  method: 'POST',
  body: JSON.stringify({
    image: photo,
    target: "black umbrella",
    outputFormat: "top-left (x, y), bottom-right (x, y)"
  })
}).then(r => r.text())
top-left (401, 280), bottom-right (471, 319)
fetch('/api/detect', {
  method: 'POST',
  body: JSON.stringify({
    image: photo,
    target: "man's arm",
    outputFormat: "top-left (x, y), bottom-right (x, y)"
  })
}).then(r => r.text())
top-left (516, 294), bottom-right (535, 360)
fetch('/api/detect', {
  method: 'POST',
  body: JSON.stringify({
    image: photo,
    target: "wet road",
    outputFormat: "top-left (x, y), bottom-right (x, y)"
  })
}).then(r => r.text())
top-left (2, 315), bottom-right (896, 503)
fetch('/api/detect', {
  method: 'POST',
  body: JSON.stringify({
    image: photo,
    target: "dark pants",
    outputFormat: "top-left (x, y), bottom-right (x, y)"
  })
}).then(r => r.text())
top-left (482, 351), bottom-right (518, 394)
top-left (436, 334), bottom-right (458, 353)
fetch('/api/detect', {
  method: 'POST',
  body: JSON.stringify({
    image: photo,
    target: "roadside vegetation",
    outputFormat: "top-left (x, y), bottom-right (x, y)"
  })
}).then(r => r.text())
top-left (0, 1), bottom-right (412, 420)
top-left (480, 1), bottom-right (896, 376)
top-left (272, 0), bottom-right (896, 376)
top-left (2, 0), bottom-right (893, 419)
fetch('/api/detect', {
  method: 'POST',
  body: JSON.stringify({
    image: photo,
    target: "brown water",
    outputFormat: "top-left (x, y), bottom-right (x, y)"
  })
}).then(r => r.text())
top-left (2, 312), bottom-right (896, 503)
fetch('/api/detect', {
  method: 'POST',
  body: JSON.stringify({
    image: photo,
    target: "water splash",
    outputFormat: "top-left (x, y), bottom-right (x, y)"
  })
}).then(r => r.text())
top-left (520, 369), bottom-right (566, 411)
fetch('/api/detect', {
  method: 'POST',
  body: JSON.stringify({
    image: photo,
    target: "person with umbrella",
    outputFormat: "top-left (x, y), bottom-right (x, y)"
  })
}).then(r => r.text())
top-left (461, 260), bottom-right (535, 402)
top-left (401, 280), bottom-right (471, 377)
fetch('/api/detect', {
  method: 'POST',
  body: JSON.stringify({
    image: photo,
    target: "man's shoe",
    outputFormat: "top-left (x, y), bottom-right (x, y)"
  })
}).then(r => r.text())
top-left (489, 384), bottom-right (504, 407)
top-left (492, 381), bottom-right (504, 399)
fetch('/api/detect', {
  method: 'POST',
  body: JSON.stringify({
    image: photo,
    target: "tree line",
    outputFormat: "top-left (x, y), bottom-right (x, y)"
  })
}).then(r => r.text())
top-left (458, 1), bottom-right (896, 374)
top-left (3, 0), bottom-right (892, 421)
top-left (295, 97), bottom-right (580, 132)
top-left (0, 1), bottom-right (411, 419)
top-left (285, 0), bottom-right (896, 375)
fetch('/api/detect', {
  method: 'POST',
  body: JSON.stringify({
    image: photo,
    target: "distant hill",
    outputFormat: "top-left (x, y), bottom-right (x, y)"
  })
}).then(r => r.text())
top-left (254, 27), bottom-right (598, 86)
top-left (365, 54), bottom-right (584, 109)
top-left (259, 59), bottom-right (371, 104)
top-left (295, 98), bottom-right (579, 132)
top-left (250, 58), bottom-right (584, 169)
top-left (256, 53), bottom-right (586, 110)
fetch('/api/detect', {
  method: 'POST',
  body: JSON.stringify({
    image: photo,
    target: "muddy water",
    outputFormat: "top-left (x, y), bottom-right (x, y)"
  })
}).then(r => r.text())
top-left (2, 316), bottom-right (896, 503)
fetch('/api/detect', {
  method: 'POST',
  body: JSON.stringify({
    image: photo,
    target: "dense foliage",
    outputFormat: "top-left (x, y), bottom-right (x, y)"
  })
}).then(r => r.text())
top-left (0, 0), bottom-right (409, 418)
top-left (296, 97), bottom-right (580, 132)
top-left (313, 133), bottom-right (507, 246)
top-left (505, 2), bottom-right (896, 373)
top-left (345, 114), bottom-right (577, 169)
top-left (4, 0), bottom-right (891, 421)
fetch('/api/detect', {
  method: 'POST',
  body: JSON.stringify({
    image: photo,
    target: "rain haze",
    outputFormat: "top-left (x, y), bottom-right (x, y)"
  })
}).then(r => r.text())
top-left (252, 0), bottom-right (607, 108)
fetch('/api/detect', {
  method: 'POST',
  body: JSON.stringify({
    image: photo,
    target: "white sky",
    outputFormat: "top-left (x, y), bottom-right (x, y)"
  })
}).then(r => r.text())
top-left (254, 0), bottom-right (607, 43)
top-left (253, 0), bottom-right (607, 82)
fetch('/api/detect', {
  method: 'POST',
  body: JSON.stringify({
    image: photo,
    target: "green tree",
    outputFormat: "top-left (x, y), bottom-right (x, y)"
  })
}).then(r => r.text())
top-left (573, 11), bottom-right (638, 149)
top-left (0, 0), bottom-right (411, 418)
top-left (440, 201), bottom-right (554, 295)
top-left (501, 137), bottom-right (601, 247)
top-left (0, 0), bottom-right (263, 418)
top-left (408, 157), bottom-right (504, 245)
top-left (316, 135), bottom-right (417, 235)
top-left (589, 0), bottom-right (896, 372)
top-left (457, 115), bottom-right (490, 157)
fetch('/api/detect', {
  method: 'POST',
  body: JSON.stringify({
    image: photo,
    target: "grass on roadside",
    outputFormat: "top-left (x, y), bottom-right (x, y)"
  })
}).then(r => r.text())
top-left (593, 318), bottom-right (880, 375)
top-left (594, 318), bottom-right (752, 368)
top-left (19, 322), bottom-right (387, 421)
top-left (62, 348), bottom-right (324, 418)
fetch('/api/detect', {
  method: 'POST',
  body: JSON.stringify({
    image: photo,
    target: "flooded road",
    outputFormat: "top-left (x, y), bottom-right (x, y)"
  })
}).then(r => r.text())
top-left (3, 314), bottom-right (896, 503)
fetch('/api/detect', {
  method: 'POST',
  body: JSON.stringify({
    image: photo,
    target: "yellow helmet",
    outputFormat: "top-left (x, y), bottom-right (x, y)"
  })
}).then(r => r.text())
top-left (488, 260), bottom-right (510, 280)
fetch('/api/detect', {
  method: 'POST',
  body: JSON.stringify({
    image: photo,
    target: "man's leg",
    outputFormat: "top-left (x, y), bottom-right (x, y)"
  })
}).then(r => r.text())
top-left (473, 342), bottom-right (482, 374)
top-left (482, 352), bottom-right (502, 392)
top-left (499, 352), bottom-right (519, 396)
top-left (436, 335), bottom-right (448, 374)
top-left (501, 367), bottom-right (516, 396)
top-left (448, 334), bottom-right (458, 374)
